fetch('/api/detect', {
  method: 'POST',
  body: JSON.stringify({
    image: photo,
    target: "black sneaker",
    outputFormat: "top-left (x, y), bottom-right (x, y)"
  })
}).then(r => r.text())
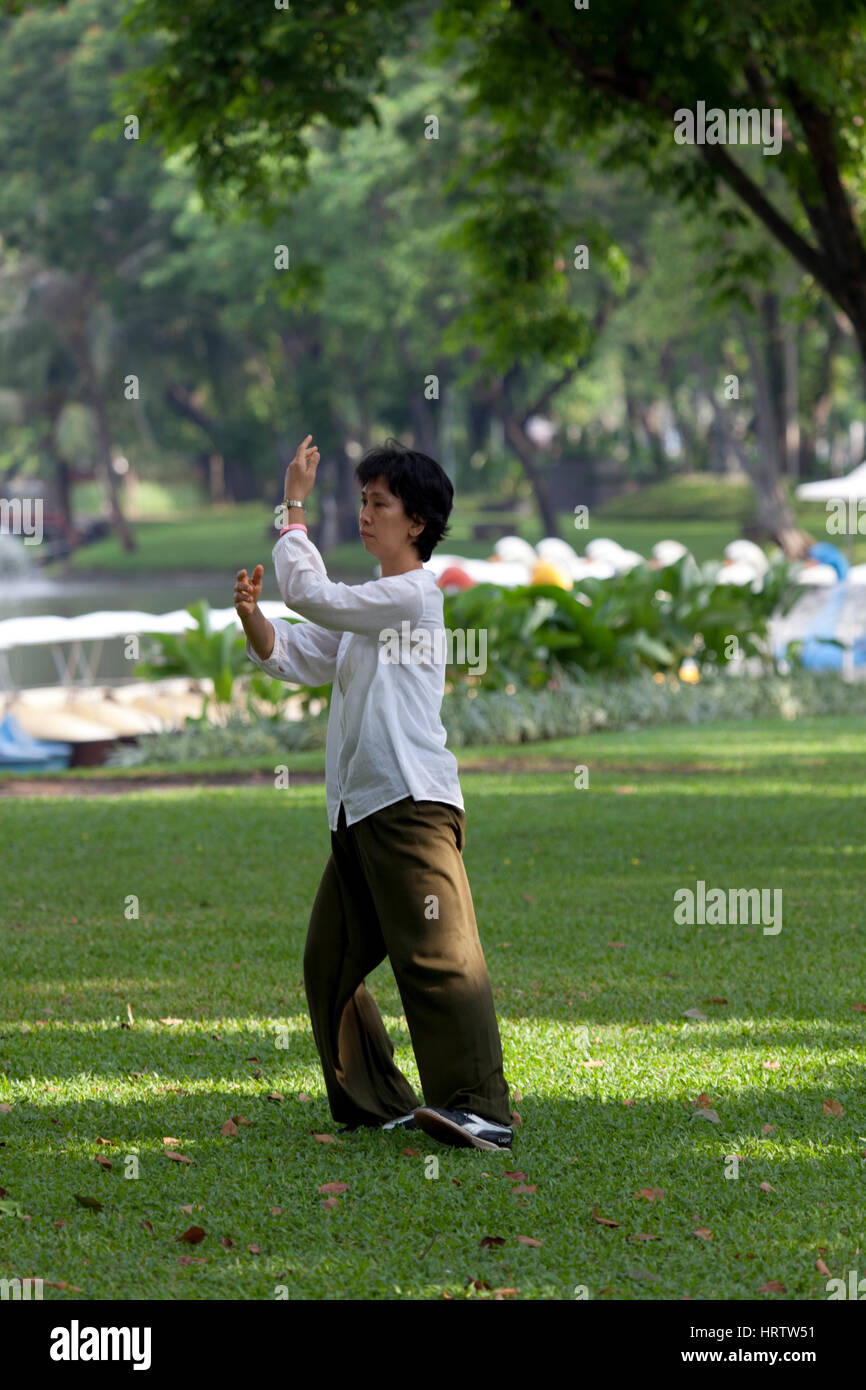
top-left (413, 1106), bottom-right (513, 1152)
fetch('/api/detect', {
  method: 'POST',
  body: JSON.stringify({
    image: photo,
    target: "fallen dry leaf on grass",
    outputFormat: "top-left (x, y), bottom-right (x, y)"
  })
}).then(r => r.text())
top-left (634, 1187), bottom-right (664, 1202)
top-left (591, 1205), bottom-right (619, 1227)
top-left (140, 1221), bottom-right (153, 1234)
top-left (761, 1124), bottom-right (777, 1134)
top-left (321, 1196), bottom-right (339, 1210)
top-left (266, 1092), bottom-right (285, 1102)
top-left (851, 1003), bottom-right (866, 1013)
top-left (270, 1207), bottom-right (282, 1216)
top-left (96, 1137), bottom-right (118, 1147)
top-left (623, 1098), bottom-right (636, 1107)
top-left (822, 1099), bottom-right (844, 1117)
top-left (763, 1060), bottom-right (780, 1070)
top-left (232, 1115), bottom-right (253, 1127)
top-left (220, 1120), bottom-right (239, 1137)
top-left (504, 1171), bottom-right (528, 1181)
top-left (176, 1225), bottom-right (206, 1245)
top-left (581, 1060), bottom-right (604, 1068)
top-left (693, 1092), bottom-right (712, 1107)
top-left (816, 1258), bottom-right (831, 1277)
top-left (692, 1228), bottom-right (713, 1240)
top-left (297, 1093), bottom-right (311, 1102)
top-left (694, 1108), bottom-right (720, 1123)
top-left (158, 1017), bottom-right (184, 1026)
top-left (512, 1090), bottom-right (522, 1103)
top-left (628, 1233), bottom-right (659, 1243)
top-left (401, 1147), bottom-right (420, 1157)
top-left (94, 1156), bottom-right (112, 1170)
top-left (248, 1244), bottom-right (262, 1254)
top-left (219, 1237), bottom-right (233, 1249)
top-left (511, 1184), bottom-right (537, 1195)
top-left (759, 1182), bottom-right (776, 1193)
top-left (164, 1151), bottom-right (192, 1165)
top-left (177, 1255), bottom-right (206, 1267)
top-left (163, 1137), bottom-right (181, 1148)
top-left (515, 1235), bottom-right (542, 1247)
top-left (479, 1236), bottom-right (505, 1248)
top-left (760, 1279), bottom-right (786, 1294)
top-left (0, 1104), bottom-right (12, 1114)
top-left (682, 1008), bottom-right (707, 1021)
top-left (493, 1287), bottom-right (520, 1298)
top-left (313, 1133), bottom-right (336, 1144)
top-left (317, 1182), bottom-right (348, 1194)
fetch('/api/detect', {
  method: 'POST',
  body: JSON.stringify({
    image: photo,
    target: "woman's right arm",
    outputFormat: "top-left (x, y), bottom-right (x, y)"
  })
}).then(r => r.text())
top-left (235, 562), bottom-right (340, 685)
top-left (240, 604), bottom-right (275, 660)
top-left (244, 613), bottom-right (341, 687)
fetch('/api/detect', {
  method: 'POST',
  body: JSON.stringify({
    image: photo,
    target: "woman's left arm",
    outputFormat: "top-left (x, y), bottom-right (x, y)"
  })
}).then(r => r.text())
top-left (272, 530), bottom-right (425, 637)
top-left (276, 432), bottom-right (426, 637)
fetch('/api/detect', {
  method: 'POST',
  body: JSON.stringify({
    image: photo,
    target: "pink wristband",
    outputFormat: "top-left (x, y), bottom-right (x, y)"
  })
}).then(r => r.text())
top-left (279, 523), bottom-right (308, 536)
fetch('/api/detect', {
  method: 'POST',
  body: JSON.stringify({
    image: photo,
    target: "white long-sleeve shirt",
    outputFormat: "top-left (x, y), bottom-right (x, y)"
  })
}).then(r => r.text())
top-left (245, 530), bottom-right (464, 831)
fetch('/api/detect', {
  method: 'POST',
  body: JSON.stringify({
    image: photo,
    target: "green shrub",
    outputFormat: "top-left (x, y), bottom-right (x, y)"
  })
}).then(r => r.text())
top-left (104, 669), bottom-right (866, 767)
top-left (441, 552), bottom-right (801, 689)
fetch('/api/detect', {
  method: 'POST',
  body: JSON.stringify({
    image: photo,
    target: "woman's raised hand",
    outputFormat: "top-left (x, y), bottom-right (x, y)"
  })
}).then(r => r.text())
top-left (234, 564), bottom-right (264, 618)
top-left (285, 433), bottom-right (320, 504)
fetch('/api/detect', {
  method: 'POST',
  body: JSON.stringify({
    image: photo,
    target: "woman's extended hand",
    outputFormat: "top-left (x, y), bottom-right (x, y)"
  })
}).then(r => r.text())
top-left (234, 564), bottom-right (264, 618)
top-left (284, 433), bottom-right (320, 505)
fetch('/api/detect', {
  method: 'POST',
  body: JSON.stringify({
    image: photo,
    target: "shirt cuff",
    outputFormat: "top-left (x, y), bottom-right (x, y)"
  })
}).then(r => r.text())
top-left (245, 628), bottom-right (284, 677)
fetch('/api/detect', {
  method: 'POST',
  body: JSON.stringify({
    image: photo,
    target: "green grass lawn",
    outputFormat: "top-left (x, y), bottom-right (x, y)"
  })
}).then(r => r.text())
top-left (1, 717), bottom-right (864, 1300)
top-left (50, 503), bottom-right (366, 577)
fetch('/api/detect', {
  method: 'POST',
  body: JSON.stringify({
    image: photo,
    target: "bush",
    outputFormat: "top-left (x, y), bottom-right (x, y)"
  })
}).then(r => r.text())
top-left (104, 669), bottom-right (866, 767)
top-left (440, 552), bottom-right (802, 690)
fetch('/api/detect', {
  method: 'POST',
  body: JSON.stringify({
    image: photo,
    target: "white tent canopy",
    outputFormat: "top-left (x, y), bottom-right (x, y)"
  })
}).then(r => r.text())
top-left (795, 461), bottom-right (866, 501)
top-left (0, 601), bottom-right (300, 692)
top-left (0, 601), bottom-right (300, 651)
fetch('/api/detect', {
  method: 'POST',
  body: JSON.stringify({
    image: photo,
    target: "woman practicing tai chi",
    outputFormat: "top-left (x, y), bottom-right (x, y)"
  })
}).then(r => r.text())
top-left (234, 434), bottom-right (513, 1152)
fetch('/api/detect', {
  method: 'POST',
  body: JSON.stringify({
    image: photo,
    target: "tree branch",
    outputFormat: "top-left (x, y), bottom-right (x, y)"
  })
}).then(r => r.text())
top-left (508, 0), bottom-right (833, 295)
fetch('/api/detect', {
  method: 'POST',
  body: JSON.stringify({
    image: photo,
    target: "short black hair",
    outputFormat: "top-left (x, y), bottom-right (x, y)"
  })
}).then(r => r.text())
top-left (354, 439), bottom-right (454, 563)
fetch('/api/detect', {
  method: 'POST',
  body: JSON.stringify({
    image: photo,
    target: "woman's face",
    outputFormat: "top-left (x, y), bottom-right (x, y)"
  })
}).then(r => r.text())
top-left (359, 475), bottom-right (422, 558)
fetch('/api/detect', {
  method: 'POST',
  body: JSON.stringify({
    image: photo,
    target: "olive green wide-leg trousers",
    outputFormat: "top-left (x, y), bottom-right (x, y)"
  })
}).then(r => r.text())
top-left (303, 796), bottom-right (512, 1128)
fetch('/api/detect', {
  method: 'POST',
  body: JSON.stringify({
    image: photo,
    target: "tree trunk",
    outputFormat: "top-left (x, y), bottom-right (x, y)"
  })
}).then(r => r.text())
top-left (467, 395), bottom-right (493, 458)
top-left (500, 407), bottom-right (560, 537)
top-left (53, 455), bottom-right (75, 539)
top-left (781, 296), bottom-right (800, 478)
top-left (799, 312), bottom-right (843, 476)
top-left (737, 318), bottom-right (813, 558)
top-left (164, 383), bottom-right (253, 504)
top-left (79, 354), bottom-right (134, 552)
